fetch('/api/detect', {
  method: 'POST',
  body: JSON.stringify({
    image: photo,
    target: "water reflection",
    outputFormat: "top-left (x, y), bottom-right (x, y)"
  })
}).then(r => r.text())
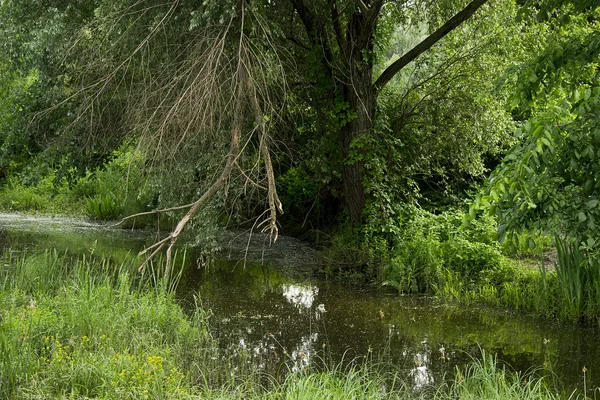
top-left (410, 351), bottom-right (433, 390)
top-left (0, 213), bottom-right (599, 394)
top-left (282, 284), bottom-right (317, 310)
top-left (195, 260), bottom-right (600, 394)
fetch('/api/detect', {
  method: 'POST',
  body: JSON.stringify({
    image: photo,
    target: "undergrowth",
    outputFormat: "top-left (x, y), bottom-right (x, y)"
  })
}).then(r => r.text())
top-left (330, 204), bottom-right (600, 324)
top-left (0, 146), bottom-right (157, 224)
top-left (0, 250), bottom-right (565, 399)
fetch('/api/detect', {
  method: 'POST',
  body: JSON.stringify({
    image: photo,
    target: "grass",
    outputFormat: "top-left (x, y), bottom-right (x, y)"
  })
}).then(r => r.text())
top-left (0, 249), bottom-right (567, 399)
top-left (443, 351), bottom-right (559, 400)
top-left (432, 239), bottom-right (600, 326)
top-left (0, 176), bottom-right (86, 215)
top-left (0, 251), bottom-right (216, 399)
top-left (370, 207), bottom-right (600, 324)
top-left (0, 147), bottom-right (157, 223)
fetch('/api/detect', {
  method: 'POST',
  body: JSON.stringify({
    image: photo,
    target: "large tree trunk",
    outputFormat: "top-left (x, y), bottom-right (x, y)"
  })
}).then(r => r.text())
top-left (291, 0), bottom-right (489, 226)
top-left (339, 9), bottom-right (380, 225)
top-left (340, 58), bottom-right (376, 225)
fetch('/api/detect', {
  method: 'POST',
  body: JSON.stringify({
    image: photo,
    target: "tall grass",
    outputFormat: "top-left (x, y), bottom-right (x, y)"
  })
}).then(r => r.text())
top-left (388, 218), bottom-right (600, 324)
top-left (0, 250), bottom-right (566, 399)
top-left (555, 237), bottom-right (600, 320)
top-left (0, 146), bottom-right (157, 223)
top-left (441, 351), bottom-right (559, 400)
top-left (0, 250), bottom-right (215, 399)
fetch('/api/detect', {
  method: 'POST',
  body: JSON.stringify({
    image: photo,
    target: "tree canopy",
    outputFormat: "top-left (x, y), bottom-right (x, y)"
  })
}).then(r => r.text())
top-left (0, 0), bottom-right (597, 259)
top-left (471, 0), bottom-right (600, 253)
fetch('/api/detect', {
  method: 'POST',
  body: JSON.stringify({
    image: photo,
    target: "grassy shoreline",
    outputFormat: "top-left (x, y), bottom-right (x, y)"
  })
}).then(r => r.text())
top-left (3, 166), bottom-right (600, 326)
top-left (0, 250), bottom-right (565, 399)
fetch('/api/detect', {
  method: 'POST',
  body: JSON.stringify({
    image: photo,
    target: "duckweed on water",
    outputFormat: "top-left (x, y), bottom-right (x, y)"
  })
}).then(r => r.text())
top-left (0, 251), bottom-right (564, 399)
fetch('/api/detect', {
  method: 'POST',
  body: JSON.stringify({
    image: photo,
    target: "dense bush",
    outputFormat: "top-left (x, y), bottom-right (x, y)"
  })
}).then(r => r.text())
top-left (375, 206), bottom-right (510, 295)
top-left (368, 205), bottom-right (600, 323)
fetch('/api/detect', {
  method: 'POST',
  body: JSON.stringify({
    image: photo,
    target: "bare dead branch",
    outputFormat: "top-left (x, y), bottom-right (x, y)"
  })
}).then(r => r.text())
top-left (110, 202), bottom-right (196, 228)
top-left (138, 56), bottom-right (246, 273)
top-left (247, 77), bottom-right (283, 243)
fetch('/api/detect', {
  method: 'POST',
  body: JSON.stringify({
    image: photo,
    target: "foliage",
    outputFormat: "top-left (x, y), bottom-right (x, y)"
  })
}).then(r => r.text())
top-left (82, 146), bottom-right (157, 223)
top-left (554, 237), bottom-right (600, 320)
top-left (470, 1), bottom-right (599, 250)
top-left (0, 0), bottom-right (573, 240)
top-left (369, 205), bottom-right (510, 294)
top-left (435, 238), bottom-right (600, 324)
top-left (0, 146), bottom-right (158, 224)
top-left (473, 84), bottom-right (600, 251)
top-left (0, 171), bottom-right (85, 214)
top-left (362, 203), bottom-right (600, 323)
top-left (364, 0), bottom-right (522, 213)
top-left (0, 250), bottom-right (569, 399)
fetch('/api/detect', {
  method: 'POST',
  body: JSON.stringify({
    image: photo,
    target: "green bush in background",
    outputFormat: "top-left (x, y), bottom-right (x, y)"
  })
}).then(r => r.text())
top-left (0, 146), bottom-right (158, 225)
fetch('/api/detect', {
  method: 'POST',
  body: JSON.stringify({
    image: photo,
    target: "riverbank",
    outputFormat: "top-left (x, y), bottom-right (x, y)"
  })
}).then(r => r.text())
top-left (0, 250), bottom-right (563, 399)
top-left (4, 177), bottom-right (600, 329)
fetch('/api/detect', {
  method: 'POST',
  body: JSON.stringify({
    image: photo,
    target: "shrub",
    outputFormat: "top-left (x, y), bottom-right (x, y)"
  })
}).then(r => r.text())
top-left (378, 206), bottom-right (508, 294)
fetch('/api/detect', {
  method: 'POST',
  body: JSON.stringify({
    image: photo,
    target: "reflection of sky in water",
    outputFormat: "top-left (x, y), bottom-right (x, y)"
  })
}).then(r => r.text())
top-left (411, 364), bottom-right (433, 389)
top-left (282, 284), bottom-right (317, 310)
top-left (280, 285), bottom-right (326, 371)
top-left (411, 351), bottom-right (434, 390)
top-left (291, 332), bottom-right (319, 372)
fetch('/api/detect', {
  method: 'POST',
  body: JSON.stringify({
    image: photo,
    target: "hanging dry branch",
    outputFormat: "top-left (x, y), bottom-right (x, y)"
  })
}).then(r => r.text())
top-left (116, 7), bottom-right (287, 272)
top-left (137, 82), bottom-right (244, 274)
top-left (60, 0), bottom-right (288, 273)
top-left (248, 78), bottom-right (283, 243)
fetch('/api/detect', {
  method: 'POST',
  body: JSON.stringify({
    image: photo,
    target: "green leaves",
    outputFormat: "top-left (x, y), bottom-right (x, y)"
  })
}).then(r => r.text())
top-left (474, 80), bottom-right (600, 249)
top-left (468, 0), bottom-right (600, 252)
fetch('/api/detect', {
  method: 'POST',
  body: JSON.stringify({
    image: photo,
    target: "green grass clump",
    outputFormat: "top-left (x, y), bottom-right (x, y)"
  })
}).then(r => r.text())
top-left (442, 352), bottom-right (558, 400)
top-left (0, 251), bottom-right (215, 399)
top-left (0, 146), bottom-right (157, 223)
top-left (272, 361), bottom-right (408, 400)
top-left (373, 206), bottom-right (600, 324)
top-left (0, 173), bottom-right (85, 214)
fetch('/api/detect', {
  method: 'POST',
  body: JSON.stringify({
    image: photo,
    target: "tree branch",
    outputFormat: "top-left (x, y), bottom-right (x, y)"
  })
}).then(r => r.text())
top-left (374, 0), bottom-right (489, 91)
top-left (110, 202), bottom-right (195, 227)
top-left (138, 66), bottom-right (245, 274)
top-left (330, 0), bottom-right (346, 53)
top-left (353, 0), bottom-right (369, 14)
top-left (247, 78), bottom-right (283, 243)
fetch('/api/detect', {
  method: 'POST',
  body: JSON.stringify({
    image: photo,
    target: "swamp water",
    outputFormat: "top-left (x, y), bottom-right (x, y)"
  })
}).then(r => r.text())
top-left (0, 213), bottom-right (599, 394)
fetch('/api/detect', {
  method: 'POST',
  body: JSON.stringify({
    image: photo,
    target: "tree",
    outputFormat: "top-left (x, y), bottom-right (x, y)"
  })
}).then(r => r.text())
top-left (287, 0), bottom-right (491, 224)
top-left (471, 0), bottom-right (600, 252)
top-left (0, 0), bottom-right (529, 263)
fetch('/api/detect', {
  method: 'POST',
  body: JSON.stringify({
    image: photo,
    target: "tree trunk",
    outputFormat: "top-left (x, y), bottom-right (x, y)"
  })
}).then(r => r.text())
top-left (340, 67), bottom-right (376, 225)
top-left (291, 0), bottom-right (490, 225)
top-left (339, 9), bottom-right (379, 225)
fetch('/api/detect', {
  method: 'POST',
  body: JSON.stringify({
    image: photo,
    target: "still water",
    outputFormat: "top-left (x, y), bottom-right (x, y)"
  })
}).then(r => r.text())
top-left (0, 213), bottom-right (598, 394)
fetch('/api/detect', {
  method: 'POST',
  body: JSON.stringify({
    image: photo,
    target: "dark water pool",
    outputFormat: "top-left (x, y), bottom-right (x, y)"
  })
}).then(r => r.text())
top-left (0, 213), bottom-right (597, 394)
